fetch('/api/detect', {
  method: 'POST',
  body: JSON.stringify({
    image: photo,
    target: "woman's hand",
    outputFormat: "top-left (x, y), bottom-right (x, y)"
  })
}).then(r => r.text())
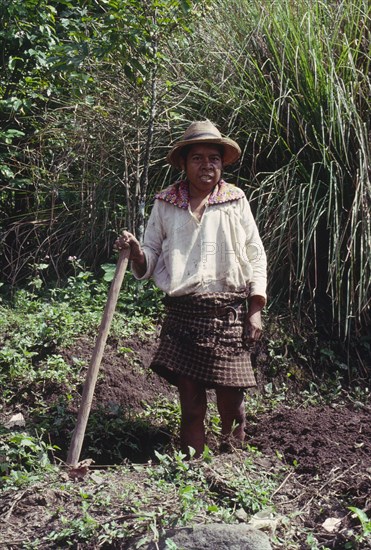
top-left (244, 310), bottom-right (262, 341)
top-left (243, 295), bottom-right (265, 344)
top-left (114, 231), bottom-right (146, 266)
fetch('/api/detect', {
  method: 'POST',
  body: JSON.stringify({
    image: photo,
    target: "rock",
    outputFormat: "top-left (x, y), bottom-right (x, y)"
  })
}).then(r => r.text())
top-left (235, 508), bottom-right (249, 522)
top-left (4, 412), bottom-right (26, 428)
top-left (141, 523), bottom-right (272, 549)
top-left (248, 507), bottom-right (280, 534)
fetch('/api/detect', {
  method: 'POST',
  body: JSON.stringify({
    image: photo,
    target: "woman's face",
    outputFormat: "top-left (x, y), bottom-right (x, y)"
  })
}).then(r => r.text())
top-left (181, 144), bottom-right (223, 197)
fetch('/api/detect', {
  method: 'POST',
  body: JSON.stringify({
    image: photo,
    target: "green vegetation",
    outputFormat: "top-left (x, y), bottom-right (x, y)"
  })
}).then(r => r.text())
top-left (0, 260), bottom-right (161, 416)
top-left (0, 259), bottom-right (160, 403)
top-left (348, 507), bottom-right (371, 545)
top-left (1, 0), bottom-right (369, 346)
top-left (0, 1), bottom-right (370, 548)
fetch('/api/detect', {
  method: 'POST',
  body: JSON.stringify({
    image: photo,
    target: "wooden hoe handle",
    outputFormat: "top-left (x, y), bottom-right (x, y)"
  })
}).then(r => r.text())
top-left (67, 247), bottom-right (131, 466)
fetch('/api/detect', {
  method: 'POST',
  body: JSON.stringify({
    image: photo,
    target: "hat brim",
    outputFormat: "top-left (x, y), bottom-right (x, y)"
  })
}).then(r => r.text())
top-left (166, 136), bottom-right (241, 169)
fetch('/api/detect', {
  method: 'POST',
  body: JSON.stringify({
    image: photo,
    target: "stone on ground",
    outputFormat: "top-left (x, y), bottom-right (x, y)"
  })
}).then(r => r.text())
top-left (142, 523), bottom-right (272, 549)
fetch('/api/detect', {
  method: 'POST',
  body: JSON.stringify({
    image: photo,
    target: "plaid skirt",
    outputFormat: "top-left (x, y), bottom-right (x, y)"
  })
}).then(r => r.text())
top-left (150, 289), bottom-right (256, 389)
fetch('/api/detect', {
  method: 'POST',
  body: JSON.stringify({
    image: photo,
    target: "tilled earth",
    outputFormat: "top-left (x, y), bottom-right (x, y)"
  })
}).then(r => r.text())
top-left (249, 404), bottom-right (371, 548)
top-left (1, 333), bottom-right (370, 549)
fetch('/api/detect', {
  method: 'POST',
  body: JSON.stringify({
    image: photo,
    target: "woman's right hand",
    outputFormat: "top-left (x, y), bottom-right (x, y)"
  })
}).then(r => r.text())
top-left (114, 230), bottom-right (145, 265)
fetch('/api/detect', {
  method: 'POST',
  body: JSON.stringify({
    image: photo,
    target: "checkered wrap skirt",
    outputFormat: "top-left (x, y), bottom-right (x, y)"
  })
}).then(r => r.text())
top-left (150, 289), bottom-right (256, 389)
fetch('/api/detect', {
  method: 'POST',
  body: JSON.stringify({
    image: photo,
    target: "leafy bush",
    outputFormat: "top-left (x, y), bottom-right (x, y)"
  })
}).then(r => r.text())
top-left (101, 263), bottom-right (165, 320)
top-left (0, 430), bottom-right (57, 489)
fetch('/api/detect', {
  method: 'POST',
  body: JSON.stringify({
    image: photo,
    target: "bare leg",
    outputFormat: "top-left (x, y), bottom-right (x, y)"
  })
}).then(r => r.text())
top-left (215, 387), bottom-right (246, 450)
top-left (178, 375), bottom-right (207, 457)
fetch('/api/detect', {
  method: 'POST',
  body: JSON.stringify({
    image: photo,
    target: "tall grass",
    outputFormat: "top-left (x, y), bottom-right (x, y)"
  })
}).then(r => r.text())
top-left (172, 0), bottom-right (370, 338)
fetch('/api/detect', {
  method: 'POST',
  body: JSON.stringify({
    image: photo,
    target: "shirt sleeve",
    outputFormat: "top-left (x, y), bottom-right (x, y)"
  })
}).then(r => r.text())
top-left (131, 200), bottom-right (164, 280)
top-left (240, 197), bottom-right (267, 304)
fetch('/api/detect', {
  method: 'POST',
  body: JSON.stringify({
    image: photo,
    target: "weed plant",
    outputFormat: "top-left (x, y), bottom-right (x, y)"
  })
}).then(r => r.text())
top-left (0, 430), bottom-right (58, 489)
top-left (1, 441), bottom-right (285, 546)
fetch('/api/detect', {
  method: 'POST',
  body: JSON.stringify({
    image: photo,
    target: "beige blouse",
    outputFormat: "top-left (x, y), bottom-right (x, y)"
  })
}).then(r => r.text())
top-left (132, 182), bottom-right (267, 301)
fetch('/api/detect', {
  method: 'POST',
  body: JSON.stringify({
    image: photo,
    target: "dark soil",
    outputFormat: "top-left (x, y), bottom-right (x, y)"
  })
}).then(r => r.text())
top-left (249, 404), bottom-right (371, 477)
top-left (249, 404), bottom-right (371, 549)
top-left (63, 333), bottom-right (176, 414)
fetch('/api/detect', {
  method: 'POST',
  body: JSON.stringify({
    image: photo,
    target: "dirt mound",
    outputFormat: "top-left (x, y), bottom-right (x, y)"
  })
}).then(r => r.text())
top-left (58, 333), bottom-right (177, 463)
top-left (65, 333), bottom-right (176, 414)
top-left (245, 405), bottom-right (371, 549)
top-left (249, 405), bottom-right (371, 476)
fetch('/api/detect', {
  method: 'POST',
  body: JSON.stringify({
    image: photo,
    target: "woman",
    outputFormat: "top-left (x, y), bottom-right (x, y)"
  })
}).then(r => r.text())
top-left (115, 120), bottom-right (267, 456)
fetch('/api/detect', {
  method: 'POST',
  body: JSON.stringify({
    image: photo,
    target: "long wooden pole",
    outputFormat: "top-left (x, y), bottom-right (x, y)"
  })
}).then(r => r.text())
top-left (67, 247), bottom-right (131, 466)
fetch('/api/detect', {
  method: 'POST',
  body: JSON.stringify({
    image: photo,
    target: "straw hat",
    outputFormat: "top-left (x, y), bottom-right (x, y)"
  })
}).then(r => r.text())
top-left (166, 120), bottom-right (241, 168)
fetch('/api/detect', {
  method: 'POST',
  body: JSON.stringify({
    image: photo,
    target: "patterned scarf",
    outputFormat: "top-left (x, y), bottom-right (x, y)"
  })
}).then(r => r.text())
top-left (155, 179), bottom-right (244, 209)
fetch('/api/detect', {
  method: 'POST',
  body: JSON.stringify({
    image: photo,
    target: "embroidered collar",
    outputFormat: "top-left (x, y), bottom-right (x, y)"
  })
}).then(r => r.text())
top-left (155, 179), bottom-right (244, 209)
